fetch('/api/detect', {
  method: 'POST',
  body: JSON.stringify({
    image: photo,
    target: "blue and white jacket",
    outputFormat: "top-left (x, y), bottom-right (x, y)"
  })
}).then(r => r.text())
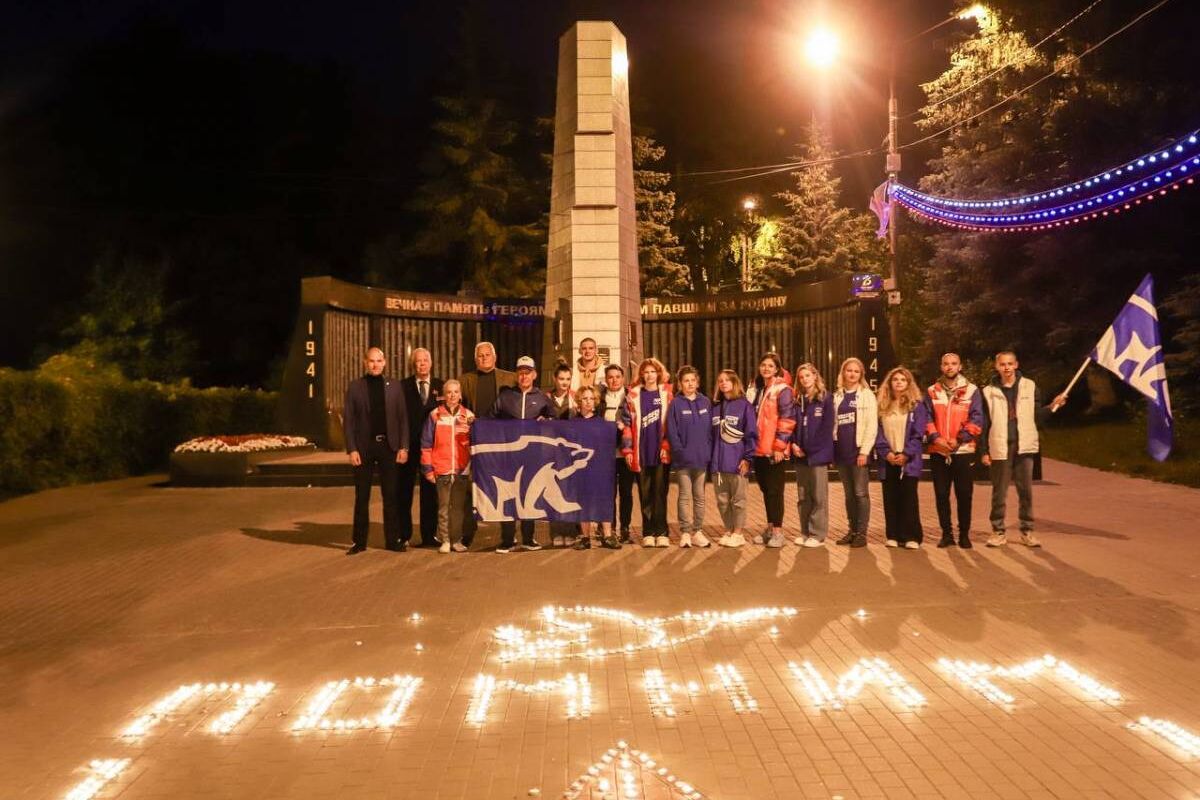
top-left (792, 392), bottom-right (835, 467)
top-left (709, 396), bottom-right (758, 475)
top-left (667, 393), bottom-right (714, 470)
top-left (874, 403), bottom-right (929, 480)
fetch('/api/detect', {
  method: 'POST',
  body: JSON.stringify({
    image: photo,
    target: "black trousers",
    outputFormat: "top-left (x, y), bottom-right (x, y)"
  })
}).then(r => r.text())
top-left (637, 464), bottom-right (669, 535)
top-left (352, 439), bottom-right (401, 548)
top-left (930, 453), bottom-right (975, 538)
top-left (614, 457), bottom-right (636, 532)
top-left (753, 456), bottom-right (787, 527)
top-left (397, 457), bottom-right (438, 544)
top-left (882, 464), bottom-right (923, 544)
top-left (462, 490), bottom-right (478, 546)
top-left (500, 520), bottom-right (536, 548)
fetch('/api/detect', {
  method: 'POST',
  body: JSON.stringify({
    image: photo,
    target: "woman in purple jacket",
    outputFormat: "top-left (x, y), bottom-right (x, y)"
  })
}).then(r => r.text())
top-left (791, 363), bottom-right (835, 548)
top-left (667, 366), bottom-right (714, 548)
top-left (874, 367), bottom-right (928, 549)
top-left (710, 369), bottom-right (758, 548)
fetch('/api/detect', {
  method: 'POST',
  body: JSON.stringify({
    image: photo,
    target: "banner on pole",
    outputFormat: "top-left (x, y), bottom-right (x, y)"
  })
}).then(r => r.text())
top-left (1090, 273), bottom-right (1173, 461)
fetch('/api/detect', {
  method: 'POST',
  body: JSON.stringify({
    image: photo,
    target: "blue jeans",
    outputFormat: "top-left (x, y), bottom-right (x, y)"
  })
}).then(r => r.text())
top-left (837, 463), bottom-right (871, 535)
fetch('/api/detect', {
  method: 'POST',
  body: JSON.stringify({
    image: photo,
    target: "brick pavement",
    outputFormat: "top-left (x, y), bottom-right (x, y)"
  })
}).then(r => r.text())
top-left (1, 460), bottom-right (1199, 799)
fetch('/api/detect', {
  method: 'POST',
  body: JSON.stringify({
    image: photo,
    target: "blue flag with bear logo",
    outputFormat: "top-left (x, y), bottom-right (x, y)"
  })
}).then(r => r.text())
top-left (1090, 273), bottom-right (1173, 462)
top-left (471, 419), bottom-right (617, 522)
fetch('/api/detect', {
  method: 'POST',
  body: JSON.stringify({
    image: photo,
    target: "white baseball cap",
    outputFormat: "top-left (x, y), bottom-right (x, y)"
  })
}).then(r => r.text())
top-left (515, 356), bottom-right (537, 370)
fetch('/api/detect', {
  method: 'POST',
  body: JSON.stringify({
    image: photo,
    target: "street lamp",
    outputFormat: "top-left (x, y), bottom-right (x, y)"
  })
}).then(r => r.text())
top-left (803, 28), bottom-right (839, 70)
top-left (885, 6), bottom-right (989, 330)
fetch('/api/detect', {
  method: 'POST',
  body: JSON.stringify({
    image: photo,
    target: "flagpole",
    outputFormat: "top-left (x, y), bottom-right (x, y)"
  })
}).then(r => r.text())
top-left (1055, 357), bottom-right (1091, 413)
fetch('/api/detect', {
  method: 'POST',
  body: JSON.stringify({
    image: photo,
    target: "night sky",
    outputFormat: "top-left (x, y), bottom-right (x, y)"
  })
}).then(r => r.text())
top-left (1, 0), bottom-right (1196, 384)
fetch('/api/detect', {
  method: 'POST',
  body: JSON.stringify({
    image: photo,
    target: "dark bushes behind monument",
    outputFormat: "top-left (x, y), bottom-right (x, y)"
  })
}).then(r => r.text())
top-left (0, 356), bottom-right (277, 496)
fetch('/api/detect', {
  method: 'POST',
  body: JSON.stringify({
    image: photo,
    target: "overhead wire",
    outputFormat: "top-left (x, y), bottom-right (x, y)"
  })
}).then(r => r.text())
top-left (900, 0), bottom-right (1172, 151)
top-left (899, 0), bottom-right (1105, 121)
top-left (683, 0), bottom-right (1166, 185)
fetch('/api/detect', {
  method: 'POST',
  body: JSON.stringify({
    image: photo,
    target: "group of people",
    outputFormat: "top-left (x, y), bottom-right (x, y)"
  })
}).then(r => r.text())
top-left (342, 338), bottom-right (1065, 556)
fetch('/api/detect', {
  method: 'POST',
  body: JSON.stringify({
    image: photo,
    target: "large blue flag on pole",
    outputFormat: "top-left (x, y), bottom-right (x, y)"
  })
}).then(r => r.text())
top-left (1089, 273), bottom-right (1173, 461)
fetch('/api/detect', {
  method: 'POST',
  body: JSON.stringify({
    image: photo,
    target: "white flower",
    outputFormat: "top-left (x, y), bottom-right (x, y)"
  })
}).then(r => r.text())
top-left (174, 435), bottom-right (310, 453)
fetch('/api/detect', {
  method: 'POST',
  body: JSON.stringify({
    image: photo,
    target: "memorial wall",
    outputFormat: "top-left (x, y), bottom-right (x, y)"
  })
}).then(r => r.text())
top-left (280, 274), bottom-right (893, 449)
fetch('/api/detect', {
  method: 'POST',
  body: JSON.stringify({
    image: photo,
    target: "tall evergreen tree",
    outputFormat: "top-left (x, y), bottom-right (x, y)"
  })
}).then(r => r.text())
top-left (400, 95), bottom-right (545, 296)
top-left (675, 195), bottom-right (736, 294)
top-left (765, 124), bottom-right (884, 288)
top-left (635, 134), bottom-right (689, 296)
top-left (910, 4), bottom-right (1199, 397)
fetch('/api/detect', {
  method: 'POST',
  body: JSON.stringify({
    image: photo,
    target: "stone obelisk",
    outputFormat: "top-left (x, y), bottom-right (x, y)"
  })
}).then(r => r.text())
top-left (542, 21), bottom-right (642, 380)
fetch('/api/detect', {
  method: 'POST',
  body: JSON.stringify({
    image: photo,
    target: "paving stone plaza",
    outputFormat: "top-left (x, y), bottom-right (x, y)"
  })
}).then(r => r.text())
top-left (3, 460), bottom-right (1200, 799)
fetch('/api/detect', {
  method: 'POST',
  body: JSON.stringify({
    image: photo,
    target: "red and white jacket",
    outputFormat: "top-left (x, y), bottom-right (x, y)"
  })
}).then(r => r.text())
top-left (746, 373), bottom-right (795, 457)
top-left (420, 404), bottom-right (475, 477)
top-left (620, 385), bottom-right (672, 472)
top-left (924, 376), bottom-right (984, 455)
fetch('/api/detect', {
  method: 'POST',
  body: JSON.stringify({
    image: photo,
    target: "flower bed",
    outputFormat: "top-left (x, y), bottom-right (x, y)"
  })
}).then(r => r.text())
top-left (170, 434), bottom-right (316, 486)
top-left (174, 434), bottom-right (310, 453)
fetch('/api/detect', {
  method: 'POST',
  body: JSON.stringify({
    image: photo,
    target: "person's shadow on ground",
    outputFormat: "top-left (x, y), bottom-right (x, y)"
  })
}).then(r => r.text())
top-left (241, 521), bottom-right (359, 550)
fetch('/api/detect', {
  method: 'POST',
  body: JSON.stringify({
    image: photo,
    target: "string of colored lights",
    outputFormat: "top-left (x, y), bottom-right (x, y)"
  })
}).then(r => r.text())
top-left (893, 130), bottom-right (1199, 231)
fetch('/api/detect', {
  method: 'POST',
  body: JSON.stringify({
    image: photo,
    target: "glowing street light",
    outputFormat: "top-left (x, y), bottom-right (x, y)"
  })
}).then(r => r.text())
top-left (958, 3), bottom-right (989, 22)
top-left (803, 28), bottom-right (839, 70)
top-left (742, 197), bottom-right (757, 211)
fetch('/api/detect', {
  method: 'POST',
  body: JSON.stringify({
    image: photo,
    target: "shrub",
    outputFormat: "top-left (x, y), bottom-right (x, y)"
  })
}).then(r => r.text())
top-left (0, 356), bottom-right (277, 496)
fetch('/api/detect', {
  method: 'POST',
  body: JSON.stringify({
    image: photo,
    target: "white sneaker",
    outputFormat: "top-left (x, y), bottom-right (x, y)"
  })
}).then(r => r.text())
top-left (724, 532), bottom-right (746, 547)
top-left (439, 541), bottom-right (451, 554)
top-left (565, 536), bottom-right (578, 547)
top-left (655, 535), bottom-right (671, 548)
top-left (693, 532), bottom-right (711, 548)
top-left (751, 532), bottom-right (766, 545)
top-left (717, 534), bottom-right (731, 547)
top-left (803, 536), bottom-right (824, 548)
top-left (451, 542), bottom-right (468, 552)
top-left (987, 532), bottom-right (1007, 547)
top-left (641, 536), bottom-right (654, 548)
top-left (766, 531), bottom-right (786, 548)
top-left (680, 533), bottom-right (692, 548)
top-left (1020, 532), bottom-right (1041, 548)
top-left (552, 536), bottom-right (565, 547)
top-left (885, 539), bottom-right (899, 548)
top-left (904, 540), bottom-right (920, 550)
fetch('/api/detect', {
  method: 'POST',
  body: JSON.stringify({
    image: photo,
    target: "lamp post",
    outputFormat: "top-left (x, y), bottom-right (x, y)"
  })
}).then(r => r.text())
top-left (887, 4), bottom-right (989, 309)
top-left (798, 9), bottom-right (987, 344)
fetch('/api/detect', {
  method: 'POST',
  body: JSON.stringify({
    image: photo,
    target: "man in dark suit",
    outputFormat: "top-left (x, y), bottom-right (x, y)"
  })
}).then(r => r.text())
top-left (343, 347), bottom-right (409, 555)
top-left (399, 347), bottom-right (443, 547)
top-left (456, 341), bottom-right (516, 547)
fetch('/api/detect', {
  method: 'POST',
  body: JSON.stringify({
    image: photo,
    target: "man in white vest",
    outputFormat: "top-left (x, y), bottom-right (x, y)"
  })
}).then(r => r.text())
top-left (979, 351), bottom-right (1066, 548)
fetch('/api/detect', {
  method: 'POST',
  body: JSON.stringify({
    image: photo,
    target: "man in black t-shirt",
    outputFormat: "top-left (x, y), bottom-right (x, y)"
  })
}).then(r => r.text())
top-left (342, 347), bottom-right (409, 554)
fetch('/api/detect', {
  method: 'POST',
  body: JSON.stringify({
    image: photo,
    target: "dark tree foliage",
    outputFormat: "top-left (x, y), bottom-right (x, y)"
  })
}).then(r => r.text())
top-left (50, 254), bottom-right (196, 383)
top-left (0, 19), bottom-right (381, 387)
top-left (635, 134), bottom-right (689, 296)
top-left (674, 195), bottom-right (737, 294)
top-left (400, 94), bottom-right (545, 297)
top-left (909, 3), bottom-right (1200, 402)
top-left (766, 123), bottom-right (884, 288)
top-left (1163, 275), bottom-right (1200, 413)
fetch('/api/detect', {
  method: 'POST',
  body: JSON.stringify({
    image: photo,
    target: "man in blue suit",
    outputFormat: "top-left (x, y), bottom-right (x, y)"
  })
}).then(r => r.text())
top-left (343, 347), bottom-right (409, 555)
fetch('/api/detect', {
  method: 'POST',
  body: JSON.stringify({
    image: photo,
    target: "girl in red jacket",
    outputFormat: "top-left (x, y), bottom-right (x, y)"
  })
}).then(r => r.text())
top-left (745, 353), bottom-right (795, 548)
top-left (420, 379), bottom-right (475, 553)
